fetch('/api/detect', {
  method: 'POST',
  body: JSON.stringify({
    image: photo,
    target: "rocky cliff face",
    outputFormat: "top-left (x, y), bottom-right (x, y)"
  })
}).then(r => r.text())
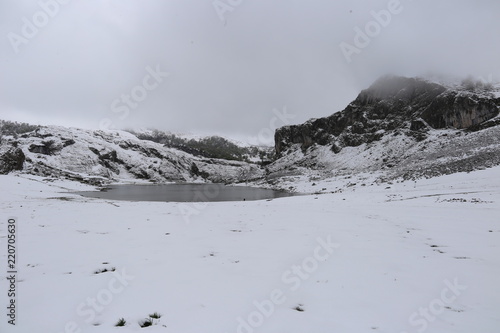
top-left (275, 76), bottom-right (500, 155)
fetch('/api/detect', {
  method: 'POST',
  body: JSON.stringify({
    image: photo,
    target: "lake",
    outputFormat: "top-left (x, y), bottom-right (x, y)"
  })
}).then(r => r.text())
top-left (75, 183), bottom-right (297, 202)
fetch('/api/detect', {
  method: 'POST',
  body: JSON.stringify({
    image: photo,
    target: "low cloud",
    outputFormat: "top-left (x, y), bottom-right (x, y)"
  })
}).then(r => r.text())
top-left (1, 0), bottom-right (498, 142)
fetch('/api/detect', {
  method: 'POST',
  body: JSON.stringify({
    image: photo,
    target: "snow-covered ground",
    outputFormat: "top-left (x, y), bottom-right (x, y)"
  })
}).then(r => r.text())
top-left (0, 167), bottom-right (499, 333)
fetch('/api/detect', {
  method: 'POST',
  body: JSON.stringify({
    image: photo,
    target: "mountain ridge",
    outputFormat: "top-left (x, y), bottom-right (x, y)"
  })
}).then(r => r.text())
top-left (265, 76), bottom-right (500, 187)
top-left (275, 75), bottom-right (499, 156)
top-left (2, 75), bottom-right (500, 187)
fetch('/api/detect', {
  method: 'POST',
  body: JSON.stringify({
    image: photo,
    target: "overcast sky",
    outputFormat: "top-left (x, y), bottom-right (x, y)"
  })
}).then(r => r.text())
top-left (1, 0), bottom-right (499, 143)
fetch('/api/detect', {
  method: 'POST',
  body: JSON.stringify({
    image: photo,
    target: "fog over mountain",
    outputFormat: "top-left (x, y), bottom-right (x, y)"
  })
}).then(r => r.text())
top-left (1, 0), bottom-right (499, 143)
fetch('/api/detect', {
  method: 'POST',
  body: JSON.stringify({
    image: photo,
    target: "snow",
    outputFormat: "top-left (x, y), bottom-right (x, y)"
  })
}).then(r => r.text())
top-left (266, 124), bottom-right (500, 192)
top-left (493, 83), bottom-right (500, 98)
top-left (0, 166), bottom-right (499, 333)
top-left (0, 125), bottom-right (263, 183)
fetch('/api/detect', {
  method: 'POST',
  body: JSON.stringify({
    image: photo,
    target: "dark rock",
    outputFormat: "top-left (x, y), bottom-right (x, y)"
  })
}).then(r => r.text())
top-left (130, 168), bottom-right (150, 179)
top-left (88, 147), bottom-right (100, 155)
top-left (100, 150), bottom-right (123, 164)
top-left (118, 141), bottom-right (131, 149)
top-left (146, 147), bottom-right (163, 159)
top-left (410, 119), bottom-right (429, 131)
top-left (84, 178), bottom-right (105, 186)
top-left (331, 142), bottom-right (342, 154)
top-left (0, 148), bottom-right (25, 174)
top-left (28, 140), bottom-right (60, 155)
top-left (99, 150), bottom-right (124, 174)
top-left (62, 139), bottom-right (75, 147)
top-left (408, 131), bottom-right (428, 142)
top-left (88, 148), bottom-right (123, 174)
top-left (190, 162), bottom-right (199, 175)
top-left (421, 91), bottom-right (498, 129)
top-left (118, 141), bottom-right (163, 159)
top-left (190, 162), bottom-right (209, 179)
top-left (275, 76), bottom-right (499, 155)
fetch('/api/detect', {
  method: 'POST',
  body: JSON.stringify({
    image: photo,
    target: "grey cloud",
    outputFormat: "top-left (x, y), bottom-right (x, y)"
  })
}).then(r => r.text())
top-left (1, 0), bottom-right (499, 144)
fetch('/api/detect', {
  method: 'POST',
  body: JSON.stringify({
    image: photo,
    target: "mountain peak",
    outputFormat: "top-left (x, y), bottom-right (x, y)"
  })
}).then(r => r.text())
top-left (275, 75), bottom-right (500, 156)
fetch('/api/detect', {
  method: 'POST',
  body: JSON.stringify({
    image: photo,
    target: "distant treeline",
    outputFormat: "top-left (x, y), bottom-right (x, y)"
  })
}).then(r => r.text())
top-left (0, 120), bottom-right (40, 137)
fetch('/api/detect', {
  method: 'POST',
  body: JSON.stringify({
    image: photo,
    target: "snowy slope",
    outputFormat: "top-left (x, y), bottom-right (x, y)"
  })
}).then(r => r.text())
top-left (0, 167), bottom-right (499, 333)
top-left (266, 124), bottom-right (500, 190)
top-left (0, 125), bottom-right (263, 184)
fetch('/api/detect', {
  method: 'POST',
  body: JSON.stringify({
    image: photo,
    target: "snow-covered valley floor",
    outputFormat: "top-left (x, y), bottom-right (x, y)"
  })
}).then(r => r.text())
top-left (0, 168), bottom-right (499, 333)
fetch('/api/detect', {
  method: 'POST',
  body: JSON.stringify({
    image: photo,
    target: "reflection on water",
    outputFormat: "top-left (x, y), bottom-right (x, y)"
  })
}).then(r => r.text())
top-left (76, 184), bottom-right (297, 202)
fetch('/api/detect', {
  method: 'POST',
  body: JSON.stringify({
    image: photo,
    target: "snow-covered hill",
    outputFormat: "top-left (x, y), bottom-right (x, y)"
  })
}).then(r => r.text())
top-left (0, 125), bottom-right (263, 185)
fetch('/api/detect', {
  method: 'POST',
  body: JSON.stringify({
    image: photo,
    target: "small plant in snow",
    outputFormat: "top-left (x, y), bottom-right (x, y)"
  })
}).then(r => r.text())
top-left (149, 312), bottom-right (162, 319)
top-left (115, 318), bottom-right (126, 327)
top-left (94, 267), bottom-right (116, 274)
top-left (139, 313), bottom-right (162, 328)
top-left (139, 318), bottom-right (153, 328)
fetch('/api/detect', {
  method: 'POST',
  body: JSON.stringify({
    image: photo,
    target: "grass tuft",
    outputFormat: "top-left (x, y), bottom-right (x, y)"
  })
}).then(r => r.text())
top-left (115, 318), bottom-right (126, 327)
top-left (149, 312), bottom-right (162, 319)
top-left (94, 267), bottom-right (116, 274)
top-left (139, 318), bottom-right (153, 328)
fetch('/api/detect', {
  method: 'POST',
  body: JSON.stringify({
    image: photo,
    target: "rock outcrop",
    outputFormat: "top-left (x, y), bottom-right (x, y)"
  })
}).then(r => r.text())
top-left (275, 76), bottom-right (499, 155)
top-left (0, 148), bottom-right (25, 174)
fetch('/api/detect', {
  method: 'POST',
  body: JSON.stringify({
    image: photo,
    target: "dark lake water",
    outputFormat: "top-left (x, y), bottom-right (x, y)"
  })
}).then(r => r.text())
top-left (75, 184), bottom-right (297, 202)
